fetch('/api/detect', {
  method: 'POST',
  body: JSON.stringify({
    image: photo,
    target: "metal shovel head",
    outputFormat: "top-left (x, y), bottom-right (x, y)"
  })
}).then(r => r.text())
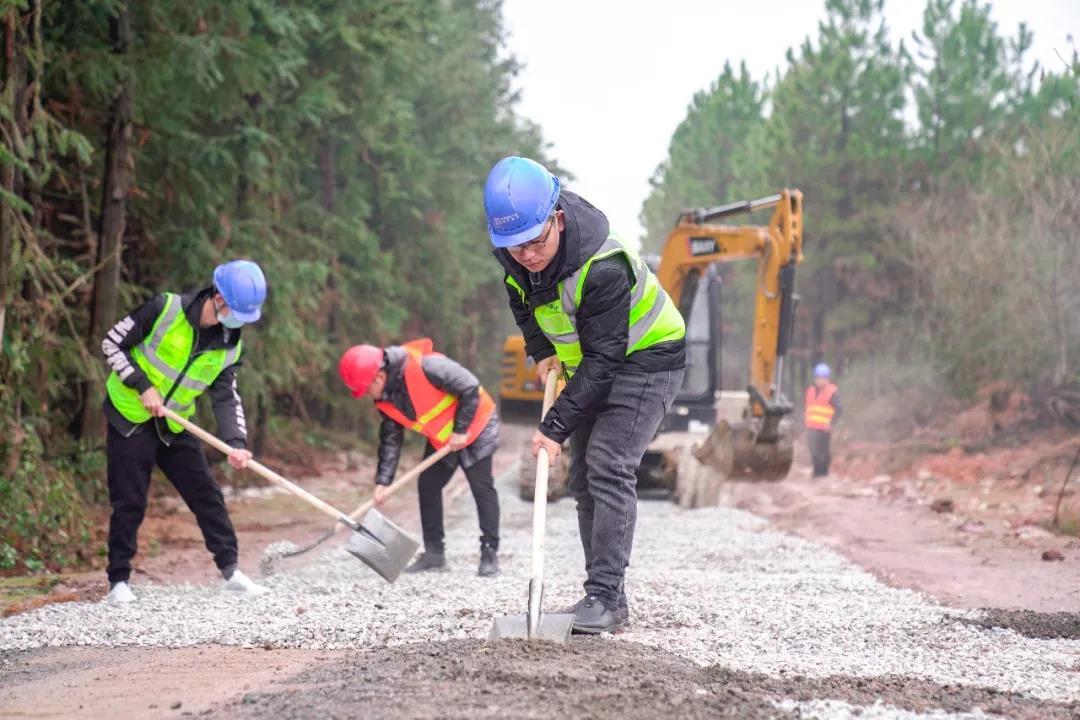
top-left (489, 579), bottom-right (574, 643)
top-left (489, 612), bottom-right (575, 643)
top-left (343, 508), bottom-right (420, 583)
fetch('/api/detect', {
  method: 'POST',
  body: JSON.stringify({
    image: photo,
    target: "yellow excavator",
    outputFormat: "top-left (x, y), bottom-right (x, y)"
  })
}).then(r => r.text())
top-left (500, 190), bottom-right (804, 506)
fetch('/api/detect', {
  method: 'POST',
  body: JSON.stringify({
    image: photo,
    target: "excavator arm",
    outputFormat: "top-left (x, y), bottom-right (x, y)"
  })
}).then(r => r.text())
top-left (659, 189), bottom-right (803, 418)
top-left (657, 190), bottom-right (804, 488)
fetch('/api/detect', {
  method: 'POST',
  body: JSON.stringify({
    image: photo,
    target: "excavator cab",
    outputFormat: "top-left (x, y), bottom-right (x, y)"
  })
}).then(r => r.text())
top-left (666, 263), bottom-right (724, 432)
top-left (635, 262), bottom-right (723, 497)
top-left (499, 335), bottom-right (543, 423)
top-left (660, 266), bottom-right (721, 431)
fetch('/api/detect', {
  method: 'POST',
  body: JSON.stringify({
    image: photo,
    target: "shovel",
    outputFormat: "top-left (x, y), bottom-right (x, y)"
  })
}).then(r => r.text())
top-left (489, 369), bottom-right (576, 643)
top-left (339, 444), bottom-right (452, 580)
top-left (162, 408), bottom-right (420, 583)
top-left (268, 445), bottom-right (453, 563)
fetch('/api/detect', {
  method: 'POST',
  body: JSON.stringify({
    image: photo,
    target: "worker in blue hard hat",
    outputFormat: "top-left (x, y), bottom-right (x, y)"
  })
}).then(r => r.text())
top-left (805, 362), bottom-right (842, 477)
top-left (99, 260), bottom-right (269, 603)
top-left (485, 156), bottom-right (687, 634)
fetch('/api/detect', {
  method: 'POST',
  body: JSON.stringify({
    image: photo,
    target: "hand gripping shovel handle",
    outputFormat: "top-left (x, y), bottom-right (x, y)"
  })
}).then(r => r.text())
top-left (161, 408), bottom-right (356, 529)
top-left (279, 440), bottom-right (454, 560)
top-left (344, 444), bottom-right (453, 523)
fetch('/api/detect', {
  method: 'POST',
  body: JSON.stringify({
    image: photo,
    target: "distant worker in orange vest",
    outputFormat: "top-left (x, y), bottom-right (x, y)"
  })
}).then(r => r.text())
top-left (805, 363), bottom-right (842, 478)
top-left (338, 338), bottom-right (501, 576)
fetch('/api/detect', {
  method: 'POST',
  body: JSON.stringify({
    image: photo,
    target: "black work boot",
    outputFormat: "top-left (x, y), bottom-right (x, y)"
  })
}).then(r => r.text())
top-left (477, 544), bottom-right (499, 577)
top-left (570, 595), bottom-right (624, 635)
top-left (560, 587), bottom-right (628, 623)
top-left (557, 595), bottom-right (589, 615)
top-left (404, 550), bottom-right (446, 573)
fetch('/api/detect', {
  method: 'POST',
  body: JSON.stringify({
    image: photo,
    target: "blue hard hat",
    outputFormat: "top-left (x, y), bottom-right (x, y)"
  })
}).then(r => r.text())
top-left (213, 260), bottom-right (266, 323)
top-left (814, 363), bottom-right (831, 379)
top-left (484, 156), bottom-right (560, 248)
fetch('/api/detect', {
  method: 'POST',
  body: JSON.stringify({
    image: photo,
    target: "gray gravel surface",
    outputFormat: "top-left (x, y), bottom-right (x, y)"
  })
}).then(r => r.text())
top-left (2, 465), bottom-right (1078, 715)
top-left (772, 700), bottom-right (993, 719)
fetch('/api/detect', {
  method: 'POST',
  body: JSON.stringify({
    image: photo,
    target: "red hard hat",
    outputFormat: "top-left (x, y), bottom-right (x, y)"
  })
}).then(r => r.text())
top-left (339, 345), bottom-right (383, 398)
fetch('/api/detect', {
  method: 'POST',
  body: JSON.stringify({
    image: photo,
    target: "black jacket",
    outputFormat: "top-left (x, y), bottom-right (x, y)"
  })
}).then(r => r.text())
top-left (494, 190), bottom-right (685, 443)
top-left (373, 346), bottom-right (499, 485)
top-left (101, 287), bottom-right (248, 448)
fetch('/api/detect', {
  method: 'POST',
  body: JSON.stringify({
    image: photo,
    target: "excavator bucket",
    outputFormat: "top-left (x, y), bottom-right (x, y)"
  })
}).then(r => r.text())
top-left (669, 417), bottom-right (794, 509)
top-left (695, 419), bottom-right (794, 482)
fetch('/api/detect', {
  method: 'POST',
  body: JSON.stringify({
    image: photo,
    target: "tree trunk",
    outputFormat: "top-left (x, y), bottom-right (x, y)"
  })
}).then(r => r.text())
top-left (0, 10), bottom-right (17, 354)
top-left (320, 135), bottom-right (338, 342)
top-left (811, 306), bottom-right (825, 366)
top-left (320, 135), bottom-right (338, 424)
top-left (1, 5), bottom-right (31, 374)
top-left (1, 4), bottom-right (33, 475)
top-left (81, 3), bottom-right (133, 442)
top-left (252, 391), bottom-right (268, 457)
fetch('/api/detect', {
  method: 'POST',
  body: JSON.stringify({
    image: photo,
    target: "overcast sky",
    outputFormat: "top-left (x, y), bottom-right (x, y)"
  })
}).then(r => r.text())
top-left (501, 0), bottom-right (1078, 248)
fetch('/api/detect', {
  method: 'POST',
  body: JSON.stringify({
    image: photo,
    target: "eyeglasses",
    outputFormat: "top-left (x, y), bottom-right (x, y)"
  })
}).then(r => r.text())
top-left (508, 214), bottom-right (557, 256)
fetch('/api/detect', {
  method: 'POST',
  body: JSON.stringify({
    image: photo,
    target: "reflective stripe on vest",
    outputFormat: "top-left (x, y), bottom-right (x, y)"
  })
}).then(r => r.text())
top-left (105, 293), bottom-right (243, 434)
top-left (375, 338), bottom-right (495, 450)
top-left (505, 234), bottom-right (685, 377)
top-left (805, 383), bottom-right (837, 430)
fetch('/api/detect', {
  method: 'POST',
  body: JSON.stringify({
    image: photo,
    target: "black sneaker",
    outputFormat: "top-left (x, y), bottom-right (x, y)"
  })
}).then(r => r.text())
top-left (561, 592), bottom-right (628, 623)
top-left (404, 551), bottom-right (446, 573)
top-left (477, 545), bottom-right (499, 577)
top-left (570, 595), bottom-right (624, 635)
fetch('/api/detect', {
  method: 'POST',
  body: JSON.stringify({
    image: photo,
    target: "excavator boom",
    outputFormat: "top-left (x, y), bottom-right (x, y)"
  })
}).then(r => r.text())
top-left (656, 189), bottom-right (803, 497)
top-left (658, 189), bottom-right (803, 416)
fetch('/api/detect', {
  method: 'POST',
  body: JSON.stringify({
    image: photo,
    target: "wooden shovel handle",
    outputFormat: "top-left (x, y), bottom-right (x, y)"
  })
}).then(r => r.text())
top-left (162, 408), bottom-right (352, 526)
top-left (530, 367), bottom-right (561, 579)
top-left (542, 367), bottom-right (559, 415)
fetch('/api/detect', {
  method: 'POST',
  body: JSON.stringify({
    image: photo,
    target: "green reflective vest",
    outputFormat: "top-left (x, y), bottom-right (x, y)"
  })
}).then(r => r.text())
top-left (105, 293), bottom-right (242, 434)
top-left (506, 235), bottom-right (685, 376)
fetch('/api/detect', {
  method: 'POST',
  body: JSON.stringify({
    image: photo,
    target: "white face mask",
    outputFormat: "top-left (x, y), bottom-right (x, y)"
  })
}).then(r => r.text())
top-left (216, 298), bottom-right (245, 329)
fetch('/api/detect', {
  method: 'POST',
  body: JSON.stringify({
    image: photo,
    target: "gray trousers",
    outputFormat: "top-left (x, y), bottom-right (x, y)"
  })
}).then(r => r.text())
top-left (567, 367), bottom-right (684, 605)
top-left (807, 428), bottom-right (832, 477)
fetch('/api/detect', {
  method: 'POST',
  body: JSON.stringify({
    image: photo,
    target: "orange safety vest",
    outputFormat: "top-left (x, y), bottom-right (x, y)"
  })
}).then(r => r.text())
top-left (805, 383), bottom-right (837, 431)
top-left (375, 338), bottom-right (495, 450)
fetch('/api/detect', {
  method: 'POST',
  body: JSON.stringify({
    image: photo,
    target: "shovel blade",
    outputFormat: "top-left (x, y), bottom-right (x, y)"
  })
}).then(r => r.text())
top-left (343, 508), bottom-right (420, 583)
top-left (488, 613), bottom-right (575, 643)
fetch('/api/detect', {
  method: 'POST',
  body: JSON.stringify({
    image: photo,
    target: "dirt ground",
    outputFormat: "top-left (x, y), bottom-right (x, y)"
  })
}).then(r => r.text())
top-left (217, 639), bottom-right (1078, 720)
top-left (0, 646), bottom-right (329, 719)
top-left (3, 640), bottom-right (1076, 720)
top-left (725, 462), bottom-right (1080, 613)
